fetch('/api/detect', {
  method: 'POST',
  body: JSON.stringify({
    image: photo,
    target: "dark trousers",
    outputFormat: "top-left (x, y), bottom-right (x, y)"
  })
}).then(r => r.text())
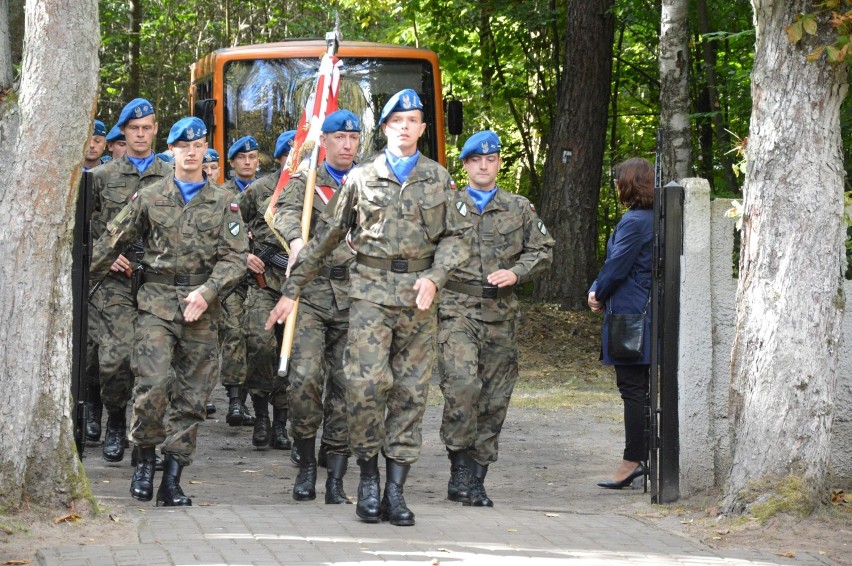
top-left (614, 364), bottom-right (650, 462)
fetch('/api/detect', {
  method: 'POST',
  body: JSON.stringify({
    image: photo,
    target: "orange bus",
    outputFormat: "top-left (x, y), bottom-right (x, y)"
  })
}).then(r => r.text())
top-left (189, 39), bottom-right (461, 183)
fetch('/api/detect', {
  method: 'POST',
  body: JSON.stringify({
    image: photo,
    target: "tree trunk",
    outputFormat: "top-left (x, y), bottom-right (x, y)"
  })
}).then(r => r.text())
top-left (0, 0), bottom-right (99, 509)
top-left (127, 0), bottom-right (142, 98)
top-left (0, 0), bottom-right (12, 89)
top-left (658, 0), bottom-right (691, 182)
top-left (534, 0), bottom-right (614, 311)
top-left (724, 0), bottom-right (847, 514)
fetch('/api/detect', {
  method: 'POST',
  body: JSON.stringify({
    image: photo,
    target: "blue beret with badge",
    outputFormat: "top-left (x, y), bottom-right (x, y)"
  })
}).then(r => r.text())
top-left (459, 130), bottom-right (501, 161)
top-left (117, 98), bottom-right (155, 128)
top-left (228, 135), bottom-right (259, 160)
top-left (379, 89), bottom-right (423, 125)
top-left (100, 155), bottom-right (112, 165)
top-left (166, 116), bottom-right (208, 144)
top-left (322, 110), bottom-right (361, 133)
top-left (273, 130), bottom-right (297, 159)
top-left (204, 148), bottom-right (220, 163)
top-left (105, 124), bottom-right (124, 142)
top-left (93, 120), bottom-right (106, 137)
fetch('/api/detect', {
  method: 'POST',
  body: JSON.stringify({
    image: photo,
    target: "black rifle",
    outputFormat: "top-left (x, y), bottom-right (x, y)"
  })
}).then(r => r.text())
top-left (71, 172), bottom-right (94, 457)
top-left (220, 245), bottom-right (281, 311)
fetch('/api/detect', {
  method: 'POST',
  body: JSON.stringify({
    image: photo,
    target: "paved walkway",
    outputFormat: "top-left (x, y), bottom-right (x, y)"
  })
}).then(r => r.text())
top-left (35, 502), bottom-right (835, 565)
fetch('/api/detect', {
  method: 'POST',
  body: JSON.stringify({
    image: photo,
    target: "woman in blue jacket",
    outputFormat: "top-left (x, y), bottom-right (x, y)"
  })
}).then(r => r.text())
top-left (588, 157), bottom-right (654, 489)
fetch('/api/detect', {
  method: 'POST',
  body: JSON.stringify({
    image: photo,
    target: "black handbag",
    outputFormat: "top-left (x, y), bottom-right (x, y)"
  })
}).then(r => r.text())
top-left (607, 295), bottom-right (649, 360)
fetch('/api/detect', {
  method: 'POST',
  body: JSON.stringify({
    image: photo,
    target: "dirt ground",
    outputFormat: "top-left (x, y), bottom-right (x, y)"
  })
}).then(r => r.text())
top-left (1, 302), bottom-right (850, 565)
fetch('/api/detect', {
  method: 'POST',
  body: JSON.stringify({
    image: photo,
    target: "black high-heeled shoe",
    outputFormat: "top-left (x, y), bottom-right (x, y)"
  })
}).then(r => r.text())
top-left (596, 463), bottom-right (646, 489)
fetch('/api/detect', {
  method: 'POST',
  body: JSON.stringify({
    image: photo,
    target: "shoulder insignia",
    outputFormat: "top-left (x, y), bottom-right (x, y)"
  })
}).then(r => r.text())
top-left (230, 202), bottom-right (239, 212)
top-left (450, 180), bottom-right (457, 190)
top-left (341, 175), bottom-right (347, 185)
top-left (537, 220), bottom-right (547, 235)
top-left (529, 202), bottom-right (536, 212)
top-left (289, 172), bottom-right (303, 179)
top-left (228, 221), bottom-right (241, 236)
top-left (456, 201), bottom-right (468, 217)
top-left (131, 191), bottom-right (138, 201)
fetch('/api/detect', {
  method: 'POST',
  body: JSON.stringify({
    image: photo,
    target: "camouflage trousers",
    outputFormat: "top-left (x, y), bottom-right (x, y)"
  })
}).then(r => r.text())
top-left (288, 298), bottom-right (349, 455)
top-left (243, 284), bottom-right (287, 409)
top-left (437, 314), bottom-right (519, 465)
top-left (88, 275), bottom-right (137, 411)
top-left (218, 285), bottom-right (247, 388)
top-left (344, 298), bottom-right (436, 465)
top-left (129, 310), bottom-right (219, 467)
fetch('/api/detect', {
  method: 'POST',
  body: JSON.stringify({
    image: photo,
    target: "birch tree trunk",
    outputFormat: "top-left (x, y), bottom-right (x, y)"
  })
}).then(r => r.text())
top-left (724, 0), bottom-right (847, 514)
top-left (0, 0), bottom-right (99, 509)
top-left (658, 0), bottom-right (691, 182)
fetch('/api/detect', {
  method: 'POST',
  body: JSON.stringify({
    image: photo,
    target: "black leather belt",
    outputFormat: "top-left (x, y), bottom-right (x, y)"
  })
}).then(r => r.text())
top-left (144, 273), bottom-right (210, 287)
top-left (444, 280), bottom-right (514, 299)
top-left (355, 253), bottom-right (434, 273)
top-left (319, 265), bottom-right (349, 280)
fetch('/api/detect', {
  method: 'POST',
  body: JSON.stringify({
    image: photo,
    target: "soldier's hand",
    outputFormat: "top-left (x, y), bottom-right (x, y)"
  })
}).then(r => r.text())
top-left (413, 277), bottom-right (437, 311)
top-left (286, 238), bottom-right (304, 278)
top-left (183, 290), bottom-right (209, 322)
top-left (487, 269), bottom-right (518, 288)
top-left (266, 295), bottom-right (295, 329)
top-left (588, 291), bottom-right (604, 313)
top-left (247, 253), bottom-right (265, 274)
top-left (110, 253), bottom-right (131, 273)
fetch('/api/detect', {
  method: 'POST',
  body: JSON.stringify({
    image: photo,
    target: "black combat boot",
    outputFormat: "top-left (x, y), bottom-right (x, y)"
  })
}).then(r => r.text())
top-left (251, 394), bottom-right (270, 448)
top-left (325, 454), bottom-right (352, 504)
top-left (205, 401), bottom-right (216, 417)
top-left (380, 459), bottom-right (414, 526)
top-left (102, 410), bottom-right (127, 462)
top-left (290, 441), bottom-right (301, 465)
top-left (226, 385), bottom-right (243, 426)
top-left (271, 407), bottom-right (292, 450)
top-left (129, 445), bottom-right (157, 501)
top-left (292, 437), bottom-right (317, 501)
top-left (85, 385), bottom-right (103, 442)
top-left (355, 455), bottom-right (381, 523)
top-left (464, 461), bottom-right (494, 507)
top-left (130, 445), bottom-right (164, 471)
top-left (317, 441), bottom-right (329, 468)
top-left (447, 449), bottom-right (471, 502)
top-left (156, 455), bottom-right (192, 507)
top-left (240, 387), bottom-right (255, 426)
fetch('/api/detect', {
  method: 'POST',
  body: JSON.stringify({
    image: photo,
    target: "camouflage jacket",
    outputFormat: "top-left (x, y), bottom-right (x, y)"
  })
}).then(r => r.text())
top-left (236, 171), bottom-right (289, 292)
top-left (273, 163), bottom-right (355, 312)
top-left (280, 152), bottom-right (472, 308)
top-left (91, 155), bottom-right (173, 240)
top-left (89, 175), bottom-right (249, 322)
top-left (440, 189), bottom-right (554, 322)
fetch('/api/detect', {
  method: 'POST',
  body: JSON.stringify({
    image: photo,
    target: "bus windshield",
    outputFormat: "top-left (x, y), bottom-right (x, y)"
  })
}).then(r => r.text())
top-left (223, 57), bottom-right (437, 176)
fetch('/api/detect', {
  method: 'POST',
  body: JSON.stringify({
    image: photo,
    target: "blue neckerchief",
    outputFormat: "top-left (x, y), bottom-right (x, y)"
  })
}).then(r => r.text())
top-left (385, 149), bottom-right (420, 183)
top-left (127, 153), bottom-right (155, 174)
top-left (235, 177), bottom-right (254, 192)
top-left (466, 185), bottom-right (498, 213)
top-left (324, 162), bottom-right (350, 185)
top-left (82, 165), bottom-right (92, 172)
top-left (175, 178), bottom-right (206, 204)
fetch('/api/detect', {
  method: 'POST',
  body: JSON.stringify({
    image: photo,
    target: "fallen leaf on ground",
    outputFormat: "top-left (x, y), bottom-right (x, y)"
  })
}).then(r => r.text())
top-left (241, 469), bottom-right (263, 473)
top-left (109, 514), bottom-right (120, 522)
top-left (776, 550), bottom-right (796, 558)
top-left (189, 480), bottom-right (204, 484)
top-left (2, 560), bottom-right (31, 565)
top-left (53, 513), bottom-right (81, 524)
top-left (544, 512), bottom-right (560, 517)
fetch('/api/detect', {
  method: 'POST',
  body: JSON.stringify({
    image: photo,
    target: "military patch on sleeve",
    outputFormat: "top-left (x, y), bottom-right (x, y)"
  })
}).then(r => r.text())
top-left (456, 201), bottom-right (468, 217)
top-left (228, 221), bottom-right (241, 236)
top-left (537, 220), bottom-right (547, 235)
top-left (230, 202), bottom-right (239, 212)
top-left (529, 202), bottom-right (536, 212)
top-left (131, 191), bottom-right (138, 201)
top-left (450, 180), bottom-right (457, 190)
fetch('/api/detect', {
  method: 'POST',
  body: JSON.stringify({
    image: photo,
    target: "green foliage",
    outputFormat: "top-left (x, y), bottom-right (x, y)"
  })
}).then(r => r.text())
top-left (786, 1), bottom-right (852, 63)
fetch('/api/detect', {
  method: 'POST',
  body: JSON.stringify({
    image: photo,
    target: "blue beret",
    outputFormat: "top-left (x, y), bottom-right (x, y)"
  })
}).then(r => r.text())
top-left (379, 89), bottom-right (423, 125)
top-left (203, 148), bottom-right (220, 163)
top-left (105, 124), bottom-right (124, 142)
top-left (167, 117), bottom-right (207, 144)
top-left (273, 130), bottom-right (297, 159)
top-left (100, 155), bottom-right (113, 165)
top-left (93, 120), bottom-right (106, 137)
top-left (322, 110), bottom-right (361, 133)
top-left (228, 136), bottom-right (259, 160)
top-left (460, 130), bottom-right (501, 161)
top-left (117, 98), bottom-right (155, 128)
top-left (156, 151), bottom-right (174, 163)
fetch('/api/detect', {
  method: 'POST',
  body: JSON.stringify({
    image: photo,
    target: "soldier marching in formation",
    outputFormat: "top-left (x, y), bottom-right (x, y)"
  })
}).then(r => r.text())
top-left (80, 88), bottom-right (554, 520)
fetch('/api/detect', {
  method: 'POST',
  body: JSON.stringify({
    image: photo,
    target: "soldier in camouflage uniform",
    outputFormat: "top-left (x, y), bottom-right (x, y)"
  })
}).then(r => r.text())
top-left (82, 119), bottom-right (107, 171)
top-left (438, 131), bottom-right (554, 507)
top-left (267, 89), bottom-right (471, 526)
top-left (106, 124), bottom-right (127, 161)
top-left (236, 130), bottom-right (296, 450)
top-left (274, 112), bottom-right (361, 504)
top-left (218, 136), bottom-right (260, 428)
top-left (90, 117), bottom-right (248, 507)
top-left (89, 99), bottom-right (173, 463)
top-left (202, 148), bottom-right (221, 184)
